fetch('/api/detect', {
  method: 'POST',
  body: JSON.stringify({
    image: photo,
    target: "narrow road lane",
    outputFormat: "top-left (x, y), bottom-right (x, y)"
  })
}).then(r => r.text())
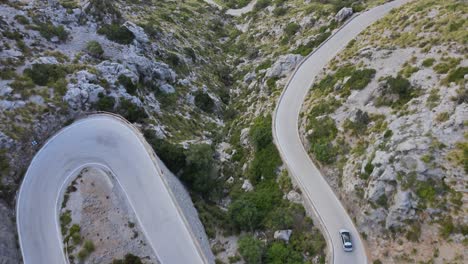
top-left (16, 114), bottom-right (207, 264)
top-left (273, 1), bottom-right (411, 263)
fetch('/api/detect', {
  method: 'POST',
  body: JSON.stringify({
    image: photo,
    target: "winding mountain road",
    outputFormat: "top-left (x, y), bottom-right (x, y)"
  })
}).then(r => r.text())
top-left (273, 1), bottom-right (411, 263)
top-left (16, 114), bottom-right (207, 264)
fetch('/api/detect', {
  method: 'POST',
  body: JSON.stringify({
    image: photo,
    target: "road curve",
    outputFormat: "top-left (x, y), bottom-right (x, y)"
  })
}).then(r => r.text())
top-left (273, 1), bottom-right (411, 263)
top-left (16, 114), bottom-right (207, 264)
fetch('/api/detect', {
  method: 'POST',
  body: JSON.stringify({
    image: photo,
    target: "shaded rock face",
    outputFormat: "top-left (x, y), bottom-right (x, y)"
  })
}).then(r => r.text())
top-left (265, 54), bottom-right (303, 78)
top-left (335, 7), bottom-right (353, 22)
top-left (0, 201), bottom-right (20, 264)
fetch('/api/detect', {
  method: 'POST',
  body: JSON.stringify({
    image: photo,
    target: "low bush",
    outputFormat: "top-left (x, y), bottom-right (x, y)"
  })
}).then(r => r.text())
top-left (266, 242), bottom-right (303, 264)
top-left (85, 41), bottom-right (104, 58)
top-left (14, 15), bottom-right (29, 25)
top-left (284, 22), bottom-right (300, 37)
top-left (254, 0), bottom-right (271, 10)
top-left (238, 235), bottom-right (264, 264)
top-left (95, 94), bottom-right (115, 111)
top-left (307, 116), bottom-right (338, 164)
top-left (117, 99), bottom-right (147, 123)
top-left (97, 24), bottom-right (135, 45)
top-left (112, 254), bottom-right (143, 264)
top-left (118, 74), bottom-right (137, 94)
top-left (24, 64), bottom-right (68, 86)
top-left (346, 68), bottom-right (376, 90)
top-left (445, 67), bottom-right (467, 84)
top-left (32, 21), bottom-right (68, 42)
top-left (422, 58), bottom-right (435, 67)
top-left (194, 90), bottom-right (215, 113)
top-left (228, 183), bottom-right (282, 231)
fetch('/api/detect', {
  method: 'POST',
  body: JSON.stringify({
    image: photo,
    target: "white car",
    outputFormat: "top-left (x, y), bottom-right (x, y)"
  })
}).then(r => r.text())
top-left (339, 229), bottom-right (353, 252)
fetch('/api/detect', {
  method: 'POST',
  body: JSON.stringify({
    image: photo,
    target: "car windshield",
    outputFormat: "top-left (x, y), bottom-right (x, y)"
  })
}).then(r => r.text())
top-left (342, 232), bottom-right (351, 243)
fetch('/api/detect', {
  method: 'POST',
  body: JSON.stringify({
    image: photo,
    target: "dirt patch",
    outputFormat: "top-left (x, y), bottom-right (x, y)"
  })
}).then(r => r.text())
top-left (60, 166), bottom-right (158, 263)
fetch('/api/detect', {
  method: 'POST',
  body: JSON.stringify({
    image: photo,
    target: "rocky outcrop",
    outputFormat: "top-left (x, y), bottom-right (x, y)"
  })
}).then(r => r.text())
top-left (63, 71), bottom-right (104, 110)
top-left (265, 54), bottom-right (303, 78)
top-left (335, 7), bottom-right (353, 22)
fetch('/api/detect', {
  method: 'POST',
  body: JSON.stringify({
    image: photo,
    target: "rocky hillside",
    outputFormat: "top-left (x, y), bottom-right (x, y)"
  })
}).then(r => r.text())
top-left (0, 0), bottom-right (232, 262)
top-left (1, 0), bottom-right (465, 263)
top-left (299, 0), bottom-right (467, 262)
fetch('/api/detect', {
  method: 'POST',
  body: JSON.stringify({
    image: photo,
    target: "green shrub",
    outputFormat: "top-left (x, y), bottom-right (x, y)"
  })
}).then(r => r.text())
top-left (0, 150), bottom-right (9, 176)
top-left (345, 68), bottom-right (376, 90)
top-left (273, 6), bottom-right (288, 16)
top-left (117, 99), bottom-right (147, 123)
top-left (238, 235), bottom-right (264, 264)
top-left (32, 21), bottom-right (68, 42)
top-left (256, 59), bottom-right (272, 73)
top-left (249, 144), bottom-right (282, 183)
top-left (112, 254), bottom-right (143, 264)
top-left (97, 24), bottom-right (135, 45)
top-left (228, 183), bottom-right (282, 231)
top-left (96, 94), bottom-right (115, 111)
top-left (266, 242), bottom-right (303, 264)
top-left (144, 131), bottom-right (186, 174)
top-left (118, 74), bottom-right (136, 94)
top-left (14, 15), bottom-right (29, 25)
top-left (194, 91), bottom-right (215, 113)
top-left (422, 58), bottom-right (435, 67)
top-left (23, 64), bottom-right (68, 86)
top-left (308, 98), bottom-right (341, 119)
top-left (284, 23), bottom-right (300, 37)
top-left (307, 116), bottom-right (338, 164)
top-left (433, 57), bottom-right (460, 74)
top-left (85, 41), bottom-right (104, 58)
top-left (250, 115), bottom-right (273, 150)
top-left (83, 240), bottom-right (95, 252)
top-left (181, 144), bottom-right (218, 197)
top-left (445, 67), bottom-right (468, 84)
top-left (255, 0), bottom-right (271, 10)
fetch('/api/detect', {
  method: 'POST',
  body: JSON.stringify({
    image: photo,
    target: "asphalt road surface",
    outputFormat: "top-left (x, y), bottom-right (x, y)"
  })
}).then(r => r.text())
top-left (16, 114), bottom-right (206, 264)
top-left (273, 1), bottom-right (411, 263)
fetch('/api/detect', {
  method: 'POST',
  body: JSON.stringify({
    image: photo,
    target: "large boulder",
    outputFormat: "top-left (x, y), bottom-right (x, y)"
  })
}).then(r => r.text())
top-left (265, 54), bottom-right (303, 78)
top-left (335, 7), bottom-right (353, 22)
top-left (123, 21), bottom-right (149, 44)
top-left (241, 179), bottom-right (254, 192)
top-left (274, 230), bottom-right (292, 242)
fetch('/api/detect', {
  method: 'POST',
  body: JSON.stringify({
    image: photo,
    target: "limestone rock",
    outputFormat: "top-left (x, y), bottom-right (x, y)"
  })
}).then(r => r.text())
top-left (31, 56), bottom-right (59, 65)
top-left (241, 179), bottom-right (254, 192)
top-left (123, 21), bottom-right (149, 44)
top-left (274, 230), bottom-right (292, 242)
top-left (240, 128), bottom-right (250, 147)
top-left (265, 54), bottom-right (303, 78)
top-left (335, 7), bottom-right (353, 22)
top-left (286, 190), bottom-right (302, 204)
